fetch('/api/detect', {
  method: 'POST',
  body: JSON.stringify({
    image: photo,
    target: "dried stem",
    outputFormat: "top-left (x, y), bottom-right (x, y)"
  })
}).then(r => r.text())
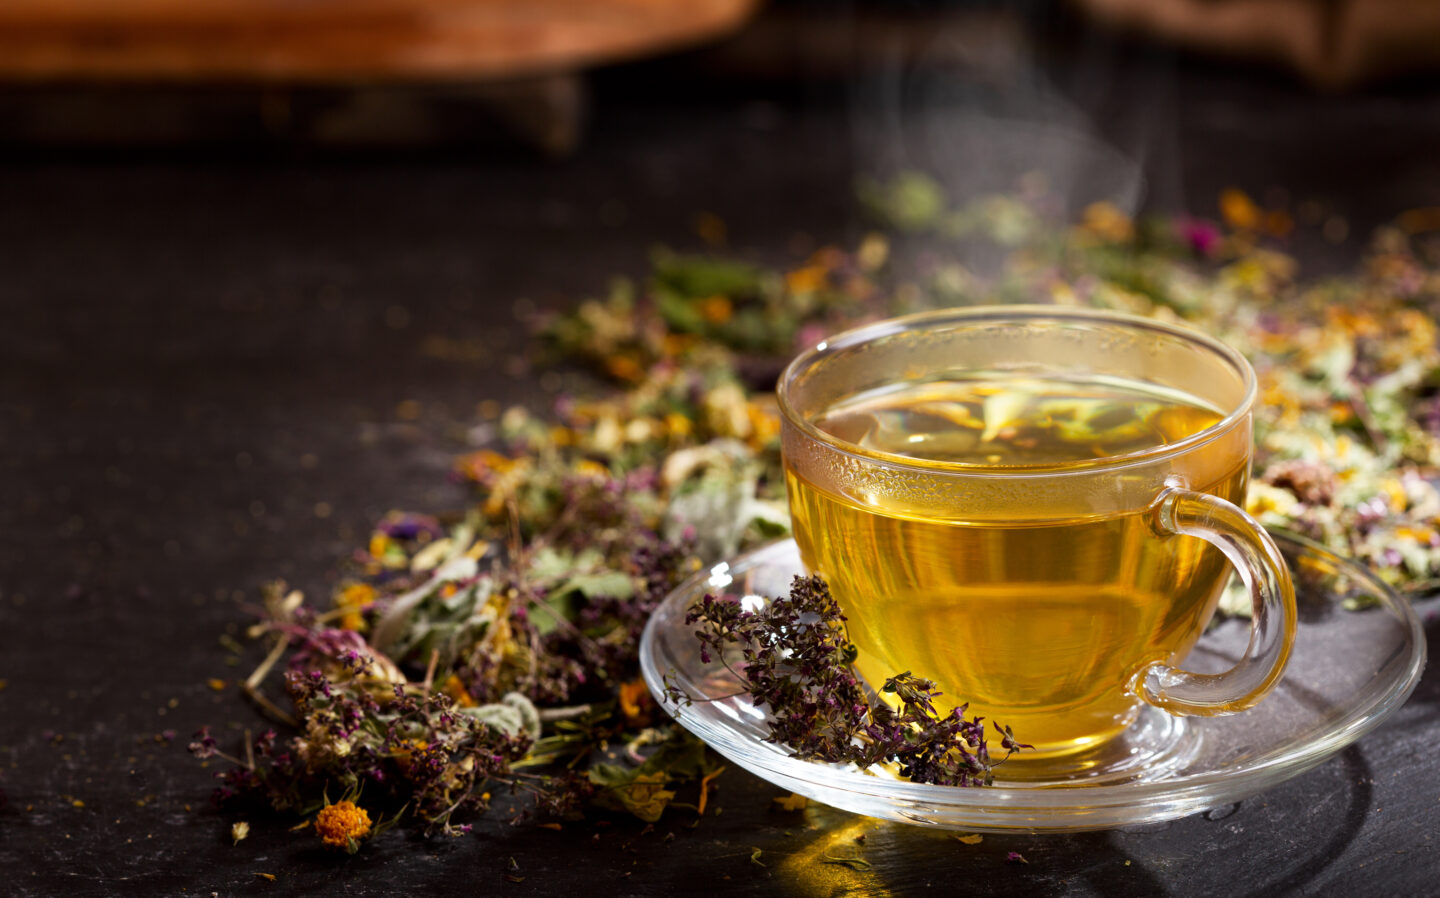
top-left (422, 648), bottom-right (441, 695)
top-left (242, 633), bottom-right (300, 728)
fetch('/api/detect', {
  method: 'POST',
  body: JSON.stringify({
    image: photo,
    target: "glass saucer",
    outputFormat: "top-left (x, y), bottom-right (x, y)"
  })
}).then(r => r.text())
top-left (639, 534), bottom-right (1426, 833)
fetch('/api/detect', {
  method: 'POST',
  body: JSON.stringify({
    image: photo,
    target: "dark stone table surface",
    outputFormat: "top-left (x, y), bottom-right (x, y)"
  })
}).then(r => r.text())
top-left (3, 40), bottom-right (1440, 897)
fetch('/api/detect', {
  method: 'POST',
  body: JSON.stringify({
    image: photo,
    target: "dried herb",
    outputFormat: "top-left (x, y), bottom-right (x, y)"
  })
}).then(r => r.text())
top-left (191, 516), bottom-right (721, 836)
top-left (196, 172), bottom-right (1440, 851)
top-left (670, 576), bottom-right (1027, 786)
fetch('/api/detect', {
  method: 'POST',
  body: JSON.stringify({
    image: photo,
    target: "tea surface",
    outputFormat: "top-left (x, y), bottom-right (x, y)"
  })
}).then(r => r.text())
top-left (812, 374), bottom-right (1223, 466)
top-left (788, 375), bottom-right (1244, 757)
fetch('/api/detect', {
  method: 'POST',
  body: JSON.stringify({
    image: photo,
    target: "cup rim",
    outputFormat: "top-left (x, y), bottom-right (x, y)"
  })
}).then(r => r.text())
top-left (776, 305), bottom-right (1257, 478)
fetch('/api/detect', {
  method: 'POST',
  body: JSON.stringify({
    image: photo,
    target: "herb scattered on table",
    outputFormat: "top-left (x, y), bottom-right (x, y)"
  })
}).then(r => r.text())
top-left (196, 173), bottom-right (1440, 849)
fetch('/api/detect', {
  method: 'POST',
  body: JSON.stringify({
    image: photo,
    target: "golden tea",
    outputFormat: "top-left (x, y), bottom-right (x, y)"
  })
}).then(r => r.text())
top-left (786, 374), bottom-right (1246, 757)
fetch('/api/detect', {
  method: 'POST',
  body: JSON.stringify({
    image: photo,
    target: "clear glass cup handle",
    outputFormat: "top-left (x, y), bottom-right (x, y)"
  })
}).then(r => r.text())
top-left (1136, 482), bottom-right (1298, 716)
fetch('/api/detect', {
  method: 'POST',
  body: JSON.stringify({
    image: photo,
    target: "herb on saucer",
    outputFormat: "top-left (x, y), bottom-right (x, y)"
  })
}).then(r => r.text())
top-left (670, 575), bottom-right (1028, 786)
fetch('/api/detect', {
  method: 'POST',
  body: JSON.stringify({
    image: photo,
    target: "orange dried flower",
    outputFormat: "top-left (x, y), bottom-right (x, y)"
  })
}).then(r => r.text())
top-left (785, 265), bottom-right (828, 295)
top-left (605, 355), bottom-right (643, 382)
top-left (575, 459), bottom-right (610, 479)
top-left (618, 678), bottom-right (653, 727)
top-left (664, 412), bottom-right (694, 441)
top-left (314, 800), bottom-right (372, 851)
top-left (1220, 188), bottom-right (1262, 231)
top-left (442, 674), bottom-right (477, 708)
top-left (1079, 201), bottom-right (1134, 244)
top-left (548, 426), bottom-right (577, 447)
top-left (367, 533), bottom-right (390, 559)
top-left (744, 401), bottom-right (781, 449)
top-left (336, 583), bottom-right (376, 632)
top-left (698, 295), bottom-right (733, 324)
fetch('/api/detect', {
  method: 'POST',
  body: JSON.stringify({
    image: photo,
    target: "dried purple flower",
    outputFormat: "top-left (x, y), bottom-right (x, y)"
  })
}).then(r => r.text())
top-left (376, 513), bottom-right (445, 541)
top-left (1178, 218), bottom-right (1222, 257)
top-left (675, 575), bottom-right (1027, 786)
top-left (188, 727), bottom-right (219, 760)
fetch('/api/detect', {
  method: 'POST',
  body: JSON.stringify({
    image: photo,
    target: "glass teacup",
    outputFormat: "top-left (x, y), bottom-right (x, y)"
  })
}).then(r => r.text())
top-left (778, 306), bottom-right (1296, 770)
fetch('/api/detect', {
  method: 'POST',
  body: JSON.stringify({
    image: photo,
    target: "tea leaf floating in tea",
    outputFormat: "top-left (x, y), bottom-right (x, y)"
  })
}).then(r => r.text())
top-left (668, 575), bottom-right (1029, 786)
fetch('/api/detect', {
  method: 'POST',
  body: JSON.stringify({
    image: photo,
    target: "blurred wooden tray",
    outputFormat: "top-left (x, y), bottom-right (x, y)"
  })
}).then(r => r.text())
top-left (0, 0), bottom-right (759, 82)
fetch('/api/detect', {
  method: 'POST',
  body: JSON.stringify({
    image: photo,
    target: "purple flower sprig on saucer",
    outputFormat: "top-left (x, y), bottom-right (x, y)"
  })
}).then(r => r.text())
top-left (670, 575), bottom-right (1028, 786)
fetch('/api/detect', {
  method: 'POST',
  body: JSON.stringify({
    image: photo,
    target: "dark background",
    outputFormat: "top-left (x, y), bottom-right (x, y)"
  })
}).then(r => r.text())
top-left (3, 3), bottom-right (1440, 895)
